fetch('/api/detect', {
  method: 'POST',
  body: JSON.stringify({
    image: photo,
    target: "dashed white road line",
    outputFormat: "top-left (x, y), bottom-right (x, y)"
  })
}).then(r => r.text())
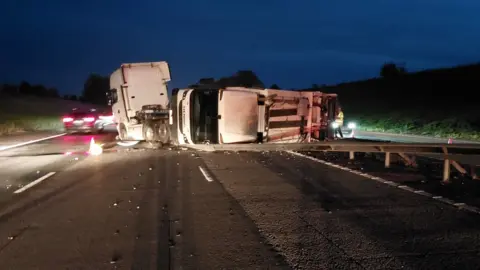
top-left (0, 133), bottom-right (66, 151)
top-left (14, 172), bottom-right (56, 194)
top-left (198, 166), bottom-right (214, 182)
top-left (286, 150), bottom-right (480, 215)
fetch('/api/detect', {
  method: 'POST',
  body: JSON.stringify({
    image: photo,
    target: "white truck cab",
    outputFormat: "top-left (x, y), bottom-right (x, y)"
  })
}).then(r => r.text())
top-left (173, 87), bottom-right (262, 145)
top-left (108, 62), bottom-right (172, 144)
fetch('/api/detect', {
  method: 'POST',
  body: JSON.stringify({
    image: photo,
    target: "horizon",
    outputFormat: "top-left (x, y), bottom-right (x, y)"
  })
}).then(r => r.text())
top-left (2, 1), bottom-right (480, 94)
top-left (2, 60), bottom-right (479, 95)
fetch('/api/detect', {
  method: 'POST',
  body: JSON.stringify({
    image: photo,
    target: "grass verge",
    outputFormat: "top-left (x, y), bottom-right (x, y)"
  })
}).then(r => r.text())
top-left (0, 114), bottom-right (63, 136)
top-left (350, 113), bottom-right (480, 141)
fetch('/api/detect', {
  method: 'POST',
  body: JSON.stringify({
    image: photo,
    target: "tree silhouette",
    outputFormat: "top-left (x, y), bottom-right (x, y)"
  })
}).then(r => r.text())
top-left (216, 70), bottom-right (264, 88)
top-left (46, 88), bottom-right (59, 98)
top-left (1, 84), bottom-right (18, 95)
top-left (82, 74), bottom-right (109, 105)
top-left (269, 84), bottom-right (280, 89)
top-left (3, 81), bottom-right (61, 98)
top-left (380, 62), bottom-right (407, 78)
top-left (31, 85), bottom-right (48, 97)
top-left (190, 70), bottom-right (265, 89)
top-left (198, 78), bottom-right (215, 85)
top-left (18, 81), bottom-right (32, 95)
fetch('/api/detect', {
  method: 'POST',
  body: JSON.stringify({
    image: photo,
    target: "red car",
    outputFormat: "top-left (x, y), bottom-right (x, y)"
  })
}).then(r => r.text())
top-left (62, 109), bottom-right (114, 134)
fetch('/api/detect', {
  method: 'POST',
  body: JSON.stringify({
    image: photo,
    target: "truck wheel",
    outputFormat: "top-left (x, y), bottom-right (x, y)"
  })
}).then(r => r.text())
top-left (143, 121), bottom-right (161, 149)
top-left (156, 122), bottom-right (170, 145)
top-left (118, 124), bottom-right (128, 140)
top-left (143, 122), bottom-right (156, 142)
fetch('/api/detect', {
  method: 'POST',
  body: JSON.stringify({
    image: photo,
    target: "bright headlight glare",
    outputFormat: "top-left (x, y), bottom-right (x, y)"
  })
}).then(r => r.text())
top-left (347, 122), bottom-right (356, 129)
top-left (331, 122), bottom-right (339, 129)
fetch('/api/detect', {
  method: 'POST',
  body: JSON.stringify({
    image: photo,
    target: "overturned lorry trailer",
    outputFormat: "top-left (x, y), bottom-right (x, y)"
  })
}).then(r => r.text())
top-left (170, 86), bottom-right (338, 146)
top-left (107, 61), bottom-right (339, 146)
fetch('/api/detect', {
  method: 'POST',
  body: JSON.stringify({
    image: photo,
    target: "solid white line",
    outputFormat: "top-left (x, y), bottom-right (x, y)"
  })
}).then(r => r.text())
top-left (14, 172), bottom-right (56, 194)
top-left (198, 166), bottom-right (214, 182)
top-left (0, 133), bottom-right (66, 151)
top-left (286, 150), bottom-right (480, 215)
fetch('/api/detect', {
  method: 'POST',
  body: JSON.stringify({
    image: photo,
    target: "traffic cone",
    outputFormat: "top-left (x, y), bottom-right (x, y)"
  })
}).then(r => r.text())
top-left (447, 138), bottom-right (453, 144)
top-left (89, 137), bottom-right (103, 155)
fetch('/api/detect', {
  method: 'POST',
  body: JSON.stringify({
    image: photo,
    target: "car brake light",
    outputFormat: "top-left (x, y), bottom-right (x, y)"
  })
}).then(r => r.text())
top-left (83, 117), bottom-right (95, 122)
top-left (63, 117), bottom-right (73, 122)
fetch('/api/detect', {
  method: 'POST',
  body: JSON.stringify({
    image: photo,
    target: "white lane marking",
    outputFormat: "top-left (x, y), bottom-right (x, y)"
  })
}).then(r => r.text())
top-left (398, 185), bottom-right (417, 192)
top-left (0, 133), bottom-right (66, 151)
top-left (414, 190), bottom-right (432, 197)
top-left (14, 172), bottom-right (56, 194)
top-left (286, 151), bottom-right (480, 215)
top-left (198, 166), bottom-right (214, 182)
top-left (383, 180), bottom-right (399, 187)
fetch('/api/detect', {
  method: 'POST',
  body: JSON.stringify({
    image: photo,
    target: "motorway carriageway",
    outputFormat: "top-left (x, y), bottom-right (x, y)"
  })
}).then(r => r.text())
top-left (0, 132), bottom-right (480, 269)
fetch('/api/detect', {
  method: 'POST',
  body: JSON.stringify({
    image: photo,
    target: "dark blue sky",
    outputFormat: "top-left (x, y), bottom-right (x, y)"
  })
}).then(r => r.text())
top-left (2, 0), bottom-right (480, 94)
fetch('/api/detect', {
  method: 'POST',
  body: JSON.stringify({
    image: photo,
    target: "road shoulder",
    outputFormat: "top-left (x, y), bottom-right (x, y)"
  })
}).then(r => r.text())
top-left (0, 132), bottom-right (65, 150)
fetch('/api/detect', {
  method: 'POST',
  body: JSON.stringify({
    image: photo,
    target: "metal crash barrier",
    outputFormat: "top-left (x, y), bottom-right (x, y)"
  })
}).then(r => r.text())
top-left (185, 141), bottom-right (480, 182)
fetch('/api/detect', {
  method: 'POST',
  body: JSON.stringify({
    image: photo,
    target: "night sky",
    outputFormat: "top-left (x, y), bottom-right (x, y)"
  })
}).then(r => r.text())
top-left (2, 0), bottom-right (480, 94)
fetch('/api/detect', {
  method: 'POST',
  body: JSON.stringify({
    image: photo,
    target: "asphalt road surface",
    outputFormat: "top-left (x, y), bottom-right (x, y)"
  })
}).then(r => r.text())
top-left (1, 135), bottom-right (480, 269)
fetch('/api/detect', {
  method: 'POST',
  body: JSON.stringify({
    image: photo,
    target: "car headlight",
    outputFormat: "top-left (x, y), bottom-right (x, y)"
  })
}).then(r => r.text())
top-left (331, 122), bottom-right (339, 129)
top-left (347, 122), bottom-right (356, 129)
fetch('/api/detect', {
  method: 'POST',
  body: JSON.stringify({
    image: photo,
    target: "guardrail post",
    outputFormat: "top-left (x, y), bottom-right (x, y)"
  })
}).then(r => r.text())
top-left (349, 151), bottom-right (354, 160)
top-left (257, 95), bottom-right (266, 143)
top-left (471, 166), bottom-right (479, 180)
top-left (385, 152), bottom-right (390, 168)
top-left (443, 158), bottom-right (450, 183)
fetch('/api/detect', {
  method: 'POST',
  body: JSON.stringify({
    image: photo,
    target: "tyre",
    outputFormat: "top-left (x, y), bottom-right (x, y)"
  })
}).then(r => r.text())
top-left (143, 121), bottom-right (155, 141)
top-left (143, 121), bottom-right (161, 149)
top-left (156, 121), bottom-right (170, 145)
top-left (118, 124), bottom-right (128, 140)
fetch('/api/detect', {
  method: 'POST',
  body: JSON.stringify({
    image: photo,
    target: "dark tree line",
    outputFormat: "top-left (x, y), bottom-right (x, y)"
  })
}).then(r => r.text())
top-left (190, 70), bottom-right (266, 89)
top-left (192, 63), bottom-right (408, 92)
top-left (1, 82), bottom-right (60, 98)
top-left (81, 74), bottom-right (109, 105)
top-left (380, 62), bottom-right (407, 78)
top-left (191, 70), bottom-right (284, 90)
top-left (0, 74), bottom-right (110, 105)
top-left (0, 62), bottom-right (415, 108)
top-left (190, 62), bottom-right (408, 93)
top-left (308, 60), bottom-right (480, 115)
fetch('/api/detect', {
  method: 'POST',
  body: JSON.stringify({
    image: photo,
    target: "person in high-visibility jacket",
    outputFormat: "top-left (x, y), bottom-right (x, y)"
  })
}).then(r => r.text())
top-left (334, 108), bottom-right (344, 138)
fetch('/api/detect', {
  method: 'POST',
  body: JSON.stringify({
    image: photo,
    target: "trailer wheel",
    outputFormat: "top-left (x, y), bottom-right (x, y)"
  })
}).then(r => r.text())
top-left (157, 122), bottom-right (170, 145)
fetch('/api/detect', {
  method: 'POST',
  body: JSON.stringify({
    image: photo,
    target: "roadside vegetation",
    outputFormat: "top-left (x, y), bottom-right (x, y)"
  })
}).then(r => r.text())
top-left (0, 74), bottom-right (109, 135)
top-left (0, 113), bottom-right (62, 135)
top-left (313, 62), bottom-right (480, 141)
top-left (351, 113), bottom-right (480, 140)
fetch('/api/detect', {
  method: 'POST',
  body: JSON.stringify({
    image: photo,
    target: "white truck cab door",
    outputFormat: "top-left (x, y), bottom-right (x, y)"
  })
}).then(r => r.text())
top-left (218, 90), bottom-right (258, 144)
